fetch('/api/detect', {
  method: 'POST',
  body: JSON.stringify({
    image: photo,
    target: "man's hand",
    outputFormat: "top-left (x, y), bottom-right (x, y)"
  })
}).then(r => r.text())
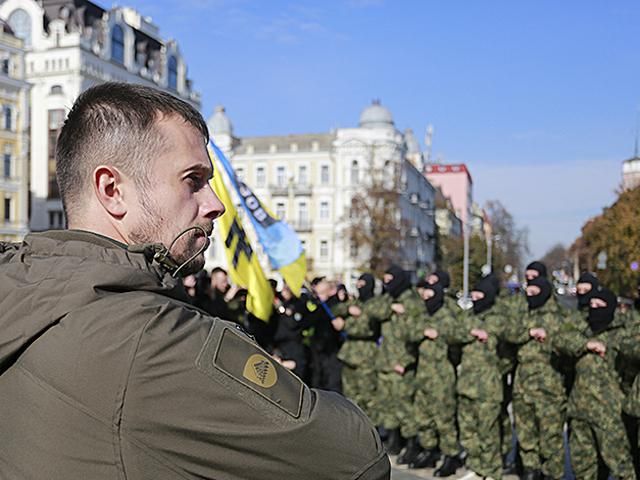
top-left (471, 328), bottom-right (489, 343)
top-left (424, 328), bottom-right (439, 340)
top-left (529, 327), bottom-right (547, 343)
top-left (348, 305), bottom-right (362, 317)
top-left (331, 317), bottom-right (346, 331)
top-left (586, 340), bottom-right (606, 358)
top-left (393, 364), bottom-right (405, 375)
top-left (224, 284), bottom-right (240, 302)
top-left (391, 303), bottom-right (405, 314)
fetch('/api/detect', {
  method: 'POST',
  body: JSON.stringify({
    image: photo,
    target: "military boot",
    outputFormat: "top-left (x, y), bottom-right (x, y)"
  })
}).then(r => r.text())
top-left (409, 448), bottom-right (441, 469)
top-left (384, 428), bottom-right (404, 455)
top-left (396, 436), bottom-right (423, 465)
top-left (434, 455), bottom-right (461, 477)
top-left (521, 469), bottom-right (542, 480)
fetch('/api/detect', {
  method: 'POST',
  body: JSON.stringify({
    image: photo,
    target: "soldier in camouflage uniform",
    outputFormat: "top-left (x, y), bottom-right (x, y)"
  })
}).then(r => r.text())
top-left (502, 276), bottom-right (566, 480)
top-left (554, 287), bottom-right (636, 480)
top-left (403, 281), bottom-right (462, 475)
top-left (448, 277), bottom-right (506, 480)
top-left (371, 265), bottom-right (426, 455)
top-left (621, 309), bottom-right (640, 479)
top-left (334, 274), bottom-right (383, 422)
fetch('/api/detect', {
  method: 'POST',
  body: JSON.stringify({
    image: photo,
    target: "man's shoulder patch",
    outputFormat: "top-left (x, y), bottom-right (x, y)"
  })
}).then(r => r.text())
top-left (196, 321), bottom-right (308, 421)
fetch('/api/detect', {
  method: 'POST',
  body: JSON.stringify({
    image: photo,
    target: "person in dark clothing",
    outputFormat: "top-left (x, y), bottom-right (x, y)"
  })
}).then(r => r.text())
top-left (272, 283), bottom-right (311, 380)
top-left (308, 277), bottom-right (344, 392)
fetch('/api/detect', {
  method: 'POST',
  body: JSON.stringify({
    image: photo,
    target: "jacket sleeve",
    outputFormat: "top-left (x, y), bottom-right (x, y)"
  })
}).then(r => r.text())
top-left (553, 312), bottom-right (588, 357)
top-left (121, 309), bottom-right (390, 480)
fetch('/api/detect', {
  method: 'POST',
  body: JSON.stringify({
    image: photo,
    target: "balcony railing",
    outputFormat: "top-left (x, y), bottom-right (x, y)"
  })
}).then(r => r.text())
top-left (293, 220), bottom-right (313, 232)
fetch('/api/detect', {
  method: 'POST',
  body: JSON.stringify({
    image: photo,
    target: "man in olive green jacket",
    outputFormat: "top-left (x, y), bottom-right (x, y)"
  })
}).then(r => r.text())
top-left (0, 83), bottom-right (389, 480)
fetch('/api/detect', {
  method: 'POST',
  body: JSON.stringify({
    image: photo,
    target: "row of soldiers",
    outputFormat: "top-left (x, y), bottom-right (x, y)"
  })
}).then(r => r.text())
top-left (184, 263), bottom-right (640, 480)
top-left (324, 263), bottom-right (640, 480)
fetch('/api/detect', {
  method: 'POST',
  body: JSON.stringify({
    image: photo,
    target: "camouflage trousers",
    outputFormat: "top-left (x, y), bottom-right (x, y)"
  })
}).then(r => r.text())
top-left (411, 386), bottom-right (459, 456)
top-left (341, 364), bottom-right (378, 423)
top-left (372, 371), bottom-right (415, 430)
top-left (513, 392), bottom-right (566, 479)
top-left (569, 416), bottom-right (636, 480)
top-left (458, 395), bottom-right (503, 480)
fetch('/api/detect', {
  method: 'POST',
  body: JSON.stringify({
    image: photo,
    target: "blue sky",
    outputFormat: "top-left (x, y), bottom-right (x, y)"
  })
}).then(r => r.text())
top-left (124, 0), bottom-right (640, 258)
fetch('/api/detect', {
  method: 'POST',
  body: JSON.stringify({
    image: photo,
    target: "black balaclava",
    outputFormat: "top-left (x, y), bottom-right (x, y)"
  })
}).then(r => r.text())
top-left (357, 273), bottom-right (375, 302)
top-left (425, 283), bottom-right (445, 316)
top-left (526, 276), bottom-right (552, 311)
top-left (472, 277), bottom-right (497, 315)
top-left (587, 287), bottom-right (617, 334)
top-left (526, 261), bottom-right (548, 279)
top-left (484, 272), bottom-right (501, 296)
top-left (384, 264), bottom-right (411, 299)
top-left (429, 270), bottom-right (451, 290)
top-left (577, 272), bottom-right (599, 311)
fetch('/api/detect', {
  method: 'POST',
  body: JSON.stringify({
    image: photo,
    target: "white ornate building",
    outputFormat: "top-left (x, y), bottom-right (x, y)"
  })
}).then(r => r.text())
top-left (207, 101), bottom-right (437, 283)
top-left (0, 0), bottom-right (201, 231)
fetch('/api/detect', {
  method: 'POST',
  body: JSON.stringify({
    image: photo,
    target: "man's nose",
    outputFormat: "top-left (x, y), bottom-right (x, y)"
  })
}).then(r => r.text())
top-left (201, 184), bottom-right (225, 220)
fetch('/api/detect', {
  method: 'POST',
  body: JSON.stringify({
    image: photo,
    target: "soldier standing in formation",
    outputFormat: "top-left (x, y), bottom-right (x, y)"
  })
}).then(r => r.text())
top-left (555, 287), bottom-right (636, 479)
top-left (503, 275), bottom-right (566, 479)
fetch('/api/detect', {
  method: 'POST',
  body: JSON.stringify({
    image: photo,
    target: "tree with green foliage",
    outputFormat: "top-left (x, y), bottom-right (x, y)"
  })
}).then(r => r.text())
top-left (572, 186), bottom-right (640, 296)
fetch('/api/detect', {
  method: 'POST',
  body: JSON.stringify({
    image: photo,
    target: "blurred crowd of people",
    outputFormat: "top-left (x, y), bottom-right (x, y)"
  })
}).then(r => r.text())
top-left (183, 263), bottom-right (640, 480)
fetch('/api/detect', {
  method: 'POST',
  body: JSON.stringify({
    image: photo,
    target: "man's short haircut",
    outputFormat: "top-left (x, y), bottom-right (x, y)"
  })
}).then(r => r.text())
top-left (211, 267), bottom-right (227, 276)
top-left (56, 82), bottom-right (209, 220)
top-left (311, 276), bottom-right (326, 286)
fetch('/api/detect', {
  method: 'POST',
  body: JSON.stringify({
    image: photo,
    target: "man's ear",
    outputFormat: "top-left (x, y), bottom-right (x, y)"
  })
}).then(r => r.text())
top-left (93, 166), bottom-right (127, 218)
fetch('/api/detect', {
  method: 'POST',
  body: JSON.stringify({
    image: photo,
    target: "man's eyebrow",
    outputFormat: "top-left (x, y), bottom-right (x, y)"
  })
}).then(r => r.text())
top-left (183, 163), bottom-right (213, 179)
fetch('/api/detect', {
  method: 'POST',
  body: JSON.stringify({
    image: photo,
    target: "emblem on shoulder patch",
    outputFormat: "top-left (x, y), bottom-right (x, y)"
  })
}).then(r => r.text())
top-left (243, 354), bottom-right (278, 388)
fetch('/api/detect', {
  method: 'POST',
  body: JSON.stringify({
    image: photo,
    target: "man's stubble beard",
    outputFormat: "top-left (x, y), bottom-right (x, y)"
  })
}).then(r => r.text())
top-left (129, 192), bottom-right (211, 276)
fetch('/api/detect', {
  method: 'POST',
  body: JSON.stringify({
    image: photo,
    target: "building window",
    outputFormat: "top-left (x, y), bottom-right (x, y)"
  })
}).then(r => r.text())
top-left (350, 240), bottom-right (358, 258)
top-left (320, 200), bottom-right (329, 220)
top-left (3, 149), bottom-right (10, 178)
top-left (276, 201), bottom-right (286, 219)
top-left (111, 24), bottom-right (125, 64)
top-left (48, 109), bottom-right (66, 199)
top-left (168, 56), bottom-right (178, 90)
top-left (50, 84), bottom-right (63, 95)
top-left (300, 239), bottom-right (307, 252)
top-left (1, 58), bottom-right (9, 75)
top-left (276, 166), bottom-right (286, 186)
top-left (320, 240), bottom-right (329, 259)
top-left (298, 202), bottom-right (309, 224)
top-left (3, 106), bottom-right (12, 131)
top-left (8, 9), bottom-right (31, 48)
top-left (350, 160), bottom-right (359, 184)
top-left (256, 166), bottom-right (266, 187)
top-left (321, 164), bottom-right (329, 185)
top-left (3, 197), bottom-right (11, 222)
top-left (236, 167), bottom-right (245, 181)
top-left (298, 165), bottom-right (308, 185)
top-left (48, 210), bottom-right (64, 229)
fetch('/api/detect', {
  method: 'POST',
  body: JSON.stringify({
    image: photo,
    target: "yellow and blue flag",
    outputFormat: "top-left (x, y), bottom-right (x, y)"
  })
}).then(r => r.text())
top-left (210, 146), bottom-right (274, 322)
top-left (209, 142), bottom-right (307, 297)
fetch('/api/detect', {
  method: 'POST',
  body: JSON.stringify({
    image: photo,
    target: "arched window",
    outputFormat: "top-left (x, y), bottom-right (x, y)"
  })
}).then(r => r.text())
top-left (50, 85), bottom-right (63, 95)
top-left (350, 160), bottom-right (359, 185)
top-left (111, 25), bottom-right (124, 64)
top-left (168, 55), bottom-right (178, 90)
top-left (8, 9), bottom-right (31, 48)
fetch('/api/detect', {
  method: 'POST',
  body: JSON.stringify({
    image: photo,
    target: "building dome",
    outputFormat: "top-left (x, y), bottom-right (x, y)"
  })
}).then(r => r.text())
top-left (207, 105), bottom-right (233, 136)
top-left (358, 99), bottom-right (394, 129)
